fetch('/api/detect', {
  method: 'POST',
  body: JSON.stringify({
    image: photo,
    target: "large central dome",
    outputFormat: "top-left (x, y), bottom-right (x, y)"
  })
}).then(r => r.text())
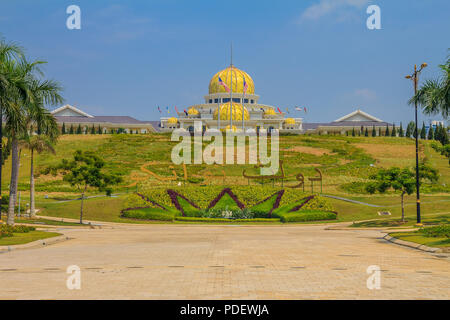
top-left (213, 102), bottom-right (250, 121)
top-left (209, 66), bottom-right (255, 94)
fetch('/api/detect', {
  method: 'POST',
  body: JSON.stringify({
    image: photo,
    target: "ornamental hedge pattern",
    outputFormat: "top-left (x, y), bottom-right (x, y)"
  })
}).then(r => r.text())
top-left (121, 186), bottom-right (335, 219)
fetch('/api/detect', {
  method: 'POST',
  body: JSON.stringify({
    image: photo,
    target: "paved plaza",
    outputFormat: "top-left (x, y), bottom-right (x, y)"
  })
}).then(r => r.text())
top-left (0, 223), bottom-right (449, 299)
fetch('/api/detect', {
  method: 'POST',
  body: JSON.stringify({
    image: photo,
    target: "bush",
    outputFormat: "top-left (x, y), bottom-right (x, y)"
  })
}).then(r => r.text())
top-left (419, 225), bottom-right (450, 238)
top-left (122, 193), bottom-right (151, 209)
top-left (0, 224), bottom-right (36, 238)
top-left (175, 216), bottom-right (280, 223)
top-left (277, 210), bottom-right (337, 223)
top-left (120, 208), bottom-right (176, 221)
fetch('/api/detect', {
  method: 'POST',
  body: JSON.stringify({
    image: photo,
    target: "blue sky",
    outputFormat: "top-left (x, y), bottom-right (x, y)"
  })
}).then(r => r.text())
top-left (1, 0), bottom-right (449, 124)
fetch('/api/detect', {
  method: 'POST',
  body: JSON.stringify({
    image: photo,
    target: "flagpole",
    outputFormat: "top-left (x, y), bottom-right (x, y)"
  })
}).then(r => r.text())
top-left (230, 43), bottom-right (233, 130)
top-left (218, 95), bottom-right (221, 131)
top-left (242, 82), bottom-right (245, 131)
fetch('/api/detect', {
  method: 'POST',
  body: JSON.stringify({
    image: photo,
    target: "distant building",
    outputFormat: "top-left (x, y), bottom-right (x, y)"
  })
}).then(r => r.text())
top-left (303, 109), bottom-right (394, 135)
top-left (51, 105), bottom-right (157, 133)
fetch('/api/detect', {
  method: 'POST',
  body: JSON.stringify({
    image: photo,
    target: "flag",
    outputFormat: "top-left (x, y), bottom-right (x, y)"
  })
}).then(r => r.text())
top-left (304, 107), bottom-right (307, 113)
top-left (243, 76), bottom-right (248, 94)
top-left (157, 106), bottom-right (162, 113)
top-left (295, 106), bottom-right (302, 111)
top-left (218, 77), bottom-right (230, 92)
top-left (184, 109), bottom-right (188, 116)
top-left (175, 106), bottom-right (179, 113)
top-left (277, 107), bottom-right (282, 114)
top-left (286, 107), bottom-right (290, 114)
top-left (166, 106), bottom-right (170, 114)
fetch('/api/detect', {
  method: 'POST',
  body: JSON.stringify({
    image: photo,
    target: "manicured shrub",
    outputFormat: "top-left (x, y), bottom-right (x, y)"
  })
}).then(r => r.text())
top-left (175, 217), bottom-right (280, 223)
top-left (120, 207), bottom-right (176, 221)
top-left (122, 193), bottom-right (152, 209)
top-left (419, 225), bottom-right (450, 238)
top-left (0, 224), bottom-right (36, 238)
top-left (277, 210), bottom-right (337, 223)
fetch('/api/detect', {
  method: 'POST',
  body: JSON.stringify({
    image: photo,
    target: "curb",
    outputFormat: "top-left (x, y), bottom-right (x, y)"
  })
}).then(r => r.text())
top-left (0, 234), bottom-right (71, 253)
top-left (383, 234), bottom-right (443, 253)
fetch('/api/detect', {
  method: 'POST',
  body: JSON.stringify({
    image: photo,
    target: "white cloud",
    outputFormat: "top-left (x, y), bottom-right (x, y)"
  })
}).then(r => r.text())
top-left (298, 0), bottom-right (369, 23)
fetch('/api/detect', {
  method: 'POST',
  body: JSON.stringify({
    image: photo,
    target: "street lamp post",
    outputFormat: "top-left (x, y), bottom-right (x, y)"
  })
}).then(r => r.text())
top-left (405, 63), bottom-right (427, 225)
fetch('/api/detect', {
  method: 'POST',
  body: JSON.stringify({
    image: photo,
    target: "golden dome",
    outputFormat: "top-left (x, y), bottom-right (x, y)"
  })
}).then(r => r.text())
top-left (209, 66), bottom-right (255, 94)
top-left (167, 117), bottom-right (178, 124)
top-left (187, 107), bottom-right (199, 116)
top-left (225, 125), bottom-right (238, 132)
top-left (264, 108), bottom-right (277, 116)
top-left (214, 102), bottom-right (250, 121)
top-left (285, 118), bottom-right (295, 125)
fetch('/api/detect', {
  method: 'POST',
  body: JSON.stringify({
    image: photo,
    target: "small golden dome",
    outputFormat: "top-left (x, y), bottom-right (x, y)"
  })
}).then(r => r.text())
top-left (214, 102), bottom-right (250, 121)
top-left (167, 117), bottom-right (178, 124)
top-left (225, 125), bottom-right (238, 132)
top-left (187, 107), bottom-right (199, 116)
top-left (264, 108), bottom-right (277, 116)
top-left (209, 66), bottom-right (255, 94)
top-left (285, 118), bottom-right (295, 125)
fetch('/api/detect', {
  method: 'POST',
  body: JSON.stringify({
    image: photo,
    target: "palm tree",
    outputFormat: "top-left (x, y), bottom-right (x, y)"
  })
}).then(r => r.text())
top-left (410, 52), bottom-right (450, 119)
top-left (4, 59), bottom-right (62, 225)
top-left (21, 135), bottom-right (56, 217)
top-left (0, 39), bottom-right (25, 213)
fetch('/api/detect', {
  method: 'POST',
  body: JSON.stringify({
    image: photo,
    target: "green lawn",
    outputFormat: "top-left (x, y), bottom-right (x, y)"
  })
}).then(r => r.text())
top-left (0, 230), bottom-right (61, 246)
top-left (0, 134), bottom-right (447, 225)
top-left (389, 231), bottom-right (450, 248)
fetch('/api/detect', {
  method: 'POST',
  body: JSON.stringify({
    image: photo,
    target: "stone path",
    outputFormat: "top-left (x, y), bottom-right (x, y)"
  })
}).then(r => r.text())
top-left (0, 223), bottom-right (448, 299)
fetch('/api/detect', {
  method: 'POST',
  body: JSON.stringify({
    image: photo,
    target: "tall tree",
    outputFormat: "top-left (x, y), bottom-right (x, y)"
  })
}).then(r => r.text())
top-left (420, 122), bottom-right (426, 139)
top-left (76, 124), bottom-right (82, 134)
top-left (21, 134), bottom-right (56, 217)
top-left (385, 125), bottom-right (390, 137)
top-left (3, 59), bottom-right (62, 225)
top-left (409, 52), bottom-right (449, 119)
top-left (399, 122), bottom-right (404, 137)
top-left (372, 125), bottom-right (376, 137)
top-left (44, 150), bottom-right (122, 224)
top-left (391, 124), bottom-right (397, 137)
top-left (0, 39), bottom-right (25, 213)
top-left (427, 125), bottom-right (434, 140)
top-left (61, 122), bottom-right (66, 134)
top-left (366, 165), bottom-right (438, 222)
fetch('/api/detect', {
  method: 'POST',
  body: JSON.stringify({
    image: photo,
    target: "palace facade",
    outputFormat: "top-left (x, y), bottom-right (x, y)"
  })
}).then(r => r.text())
top-left (159, 66), bottom-right (303, 133)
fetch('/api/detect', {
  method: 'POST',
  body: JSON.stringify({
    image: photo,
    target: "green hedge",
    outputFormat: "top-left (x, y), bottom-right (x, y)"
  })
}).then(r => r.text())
top-left (0, 224), bottom-right (36, 238)
top-left (121, 208), bottom-right (176, 221)
top-left (419, 225), bottom-right (450, 238)
top-left (175, 217), bottom-right (280, 223)
top-left (136, 185), bottom-right (310, 209)
top-left (276, 210), bottom-right (337, 223)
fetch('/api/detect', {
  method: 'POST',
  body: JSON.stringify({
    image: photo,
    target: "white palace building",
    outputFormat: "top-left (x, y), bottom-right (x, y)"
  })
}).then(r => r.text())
top-left (159, 65), bottom-right (303, 133)
top-left (51, 65), bottom-right (394, 135)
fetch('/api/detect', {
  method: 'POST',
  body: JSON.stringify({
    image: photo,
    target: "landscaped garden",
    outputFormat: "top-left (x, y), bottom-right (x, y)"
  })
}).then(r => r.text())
top-left (120, 186), bottom-right (336, 223)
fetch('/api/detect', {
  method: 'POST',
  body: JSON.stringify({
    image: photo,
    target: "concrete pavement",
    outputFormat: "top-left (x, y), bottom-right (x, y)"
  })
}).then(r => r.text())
top-left (0, 223), bottom-right (448, 299)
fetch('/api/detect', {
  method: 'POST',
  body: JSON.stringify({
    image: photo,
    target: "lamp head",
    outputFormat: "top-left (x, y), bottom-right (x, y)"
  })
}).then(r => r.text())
top-left (421, 63), bottom-right (428, 69)
top-left (405, 75), bottom-right (412, 79)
